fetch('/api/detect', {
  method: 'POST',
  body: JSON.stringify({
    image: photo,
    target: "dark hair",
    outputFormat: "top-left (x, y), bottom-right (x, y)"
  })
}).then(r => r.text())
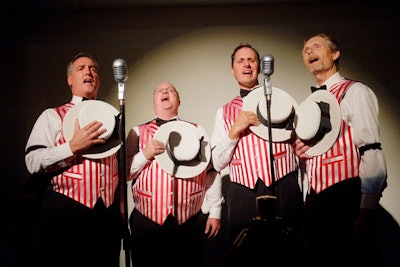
top-left (66, 52), bottom-right (99, 76)
top-left (231, 43), bottom-right (260, 67)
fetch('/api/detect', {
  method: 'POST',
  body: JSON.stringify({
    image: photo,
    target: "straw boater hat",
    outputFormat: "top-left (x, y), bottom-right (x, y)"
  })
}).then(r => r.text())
top-left (242, 85), bottom-right (298, 142)
top-left (154, 121), bottom-right (211, 179)
top-left (63, 100), bottom-right (121, 159)
top-left (294, 90), bottom-right (342, 156)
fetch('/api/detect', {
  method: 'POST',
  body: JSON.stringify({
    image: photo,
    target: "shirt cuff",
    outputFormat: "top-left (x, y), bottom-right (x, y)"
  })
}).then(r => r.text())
top-left (207, 206), bottom-right (222, 219)
top-left (360, 193), bottom-right (380, 209)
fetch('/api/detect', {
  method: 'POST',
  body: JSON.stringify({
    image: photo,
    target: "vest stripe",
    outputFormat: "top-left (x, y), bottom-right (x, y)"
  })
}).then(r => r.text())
top-left (51, 103), bottom-right (119, 208)
top-left (307, 80), bottom-right (360, 194)
top-left (132, 120), bottom-right (208, 225)
top-left (223, 96), bottom-right (297, 189)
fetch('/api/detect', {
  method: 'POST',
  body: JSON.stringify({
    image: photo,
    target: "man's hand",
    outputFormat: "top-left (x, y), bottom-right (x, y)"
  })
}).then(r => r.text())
top-left (293, 138), bottom-right (313, 159)
top-left (229, 111), bottom-right (259, 139)
top-left (143, 139), bottom-right (166, 160)
top-left (69, 119), bottom-right (107, 154)
top-left (205, 218), bottom-right (221, 239)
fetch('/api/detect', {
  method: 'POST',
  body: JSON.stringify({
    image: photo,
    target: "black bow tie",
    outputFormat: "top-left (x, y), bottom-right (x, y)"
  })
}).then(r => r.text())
top-left (155, 117), bottom-right (177, 126)
top-left (311, 85), bottom-right (327, 93)
top-left (240, 89), bottom-right (252, 98)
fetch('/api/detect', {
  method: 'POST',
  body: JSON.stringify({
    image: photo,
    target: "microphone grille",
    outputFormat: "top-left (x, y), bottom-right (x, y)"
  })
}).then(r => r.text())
top-left (261, 54), bottom-right (274, 76)
top-left (113, 58), bottom-right (128, 83)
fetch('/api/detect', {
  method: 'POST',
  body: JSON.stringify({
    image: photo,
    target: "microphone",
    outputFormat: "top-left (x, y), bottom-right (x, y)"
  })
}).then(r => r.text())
top-left (112, 58), bottom-right (128, 100)
top-left (113, 58), bottom-right (128, 83)
top-left (261, 54), bottom-right (274, 77)
top-left (261, 54), bottom-right (274, 96)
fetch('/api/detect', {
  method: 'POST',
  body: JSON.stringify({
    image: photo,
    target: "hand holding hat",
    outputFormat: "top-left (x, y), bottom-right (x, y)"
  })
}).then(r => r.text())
top-left (154, 121), bottom-right (211, 179)
top-left (294, 90), bottom-right (342, 156)
top-left (242, 85), bottom-right (298, 142)
top-left (63, 100), bottom-right (121, 159)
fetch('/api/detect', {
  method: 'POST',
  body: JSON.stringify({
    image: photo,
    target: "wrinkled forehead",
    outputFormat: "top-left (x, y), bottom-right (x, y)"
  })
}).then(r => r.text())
top-left (304, 36), bottom-right (326, 49)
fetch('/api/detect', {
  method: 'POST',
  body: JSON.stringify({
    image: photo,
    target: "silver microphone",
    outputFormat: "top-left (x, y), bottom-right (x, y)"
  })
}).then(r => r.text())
top-left (113, 58), bottom-right (128, 83)
top-left (261, 54), bottom-right (274, 77)
top-left (261, 54), bottom-right (274, 96)
top-left (113, 59), bottom-right (128, 100)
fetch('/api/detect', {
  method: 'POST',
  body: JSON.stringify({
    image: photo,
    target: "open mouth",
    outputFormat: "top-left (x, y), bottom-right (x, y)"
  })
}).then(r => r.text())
top-left (310, 57), bottom-right (319, 64)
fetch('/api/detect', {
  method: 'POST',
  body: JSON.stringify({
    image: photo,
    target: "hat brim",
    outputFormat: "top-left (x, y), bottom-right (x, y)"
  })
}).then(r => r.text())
top-left (242, 86), bottom-right (298, 142)
top-left (62, 100), bottom-right (121, 159)
top-left (154, 121), bottom-right (211, 179)
top-left (296, 90), bottom-right (341, 156)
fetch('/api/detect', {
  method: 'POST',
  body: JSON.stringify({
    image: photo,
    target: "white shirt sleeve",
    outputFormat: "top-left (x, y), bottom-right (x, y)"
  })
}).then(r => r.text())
top-left (210, 107), bottom-right (239, 172)
top-left (203, 169), bottom-right (224, 219)
top-left (341, 82), bottom-right (387, 208)
top-left (126, 126), bottom-right (150, 181)
top-left (25, 108), bottom-right (74, 174)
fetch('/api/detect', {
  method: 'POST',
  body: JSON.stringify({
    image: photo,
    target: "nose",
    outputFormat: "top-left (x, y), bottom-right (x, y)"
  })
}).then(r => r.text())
top-left (83, 66), bottom-right (93, 76)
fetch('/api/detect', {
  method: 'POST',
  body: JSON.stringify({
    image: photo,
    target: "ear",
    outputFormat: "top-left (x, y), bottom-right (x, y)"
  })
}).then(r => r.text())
top-left (67, 76), bottom-right (72, 88)
top-left (332, 50), bottom-right (340, 61)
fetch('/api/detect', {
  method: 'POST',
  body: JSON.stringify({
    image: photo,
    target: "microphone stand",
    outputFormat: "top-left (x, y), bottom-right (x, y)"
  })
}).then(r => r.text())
top-left (118, 81), bottom-right (131, 267)
top-left (263, 75), bottom-right (280, 217)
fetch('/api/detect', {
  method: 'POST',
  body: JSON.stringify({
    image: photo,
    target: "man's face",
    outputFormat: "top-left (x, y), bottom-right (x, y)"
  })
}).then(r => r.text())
top-left (68, 56), bottom-right (100, 99)
top-left (231, 47), bottom-right (260, 90)
top-left (302, 36), bottom-right (339, 75)
top-left (153, 82), bottom-right (180, 116)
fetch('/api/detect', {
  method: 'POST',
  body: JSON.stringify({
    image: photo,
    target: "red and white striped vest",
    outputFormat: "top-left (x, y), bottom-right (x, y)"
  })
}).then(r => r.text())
top-left (51, 103), bottom-right (119, 208)
top-left (132, 120), bottom-right (208, 225)
top-left (223, 96), bottom-right (297, 189)
top-left (306, 80), bottom-right (360, 194)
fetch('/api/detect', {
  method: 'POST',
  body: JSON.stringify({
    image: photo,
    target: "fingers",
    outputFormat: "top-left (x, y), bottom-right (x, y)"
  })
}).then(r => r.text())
top-left (82, 120), bottom-right (107, 139)
top-left (230, 111), bottom-right (259, 139)
top-left (205, 219), bottom-right (221, 239)
top-left (293, 138), bottom-right (312, 159)
top-left (143, 140), bottom-right (166, 160)
top-left (70, 119), bottom-right (107, 153)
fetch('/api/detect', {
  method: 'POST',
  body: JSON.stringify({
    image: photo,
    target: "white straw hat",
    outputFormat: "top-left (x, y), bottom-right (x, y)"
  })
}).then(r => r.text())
top-left (154, 121), bottom-right (211, 178)
top-left (242, 85), bottom-right (298, 142)
top-left (63, 100), bottom-right (121, 159)
top-left (295, 90), bottom-right (341, 156)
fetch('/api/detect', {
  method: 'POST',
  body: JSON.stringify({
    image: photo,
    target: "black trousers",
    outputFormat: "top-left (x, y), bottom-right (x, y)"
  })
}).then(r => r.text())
top-left (39, 190), bottom-right (122, 267)
top-left (225, 171), bottom-right (303, 242)
top-left (129, 209), bottom-right (208, 267)
top-left (303, 177), bottom-right (362, 267)
top-left (220, 172), bottom-right (303, 267)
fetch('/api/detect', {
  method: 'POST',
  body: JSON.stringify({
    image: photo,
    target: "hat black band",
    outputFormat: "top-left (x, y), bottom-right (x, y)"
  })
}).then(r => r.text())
top-left (166, 133), bottom-right (203, 166)
top-left (256, 106), bottom-right (295, 130)
top-left (303, 101), bottom-right (332, 146)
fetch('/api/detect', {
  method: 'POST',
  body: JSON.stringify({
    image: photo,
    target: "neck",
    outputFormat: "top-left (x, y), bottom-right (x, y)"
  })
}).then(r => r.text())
top-left (157, 112), bottom-right (177, 120)
top-left (313, 68), bottom-right (337, 86)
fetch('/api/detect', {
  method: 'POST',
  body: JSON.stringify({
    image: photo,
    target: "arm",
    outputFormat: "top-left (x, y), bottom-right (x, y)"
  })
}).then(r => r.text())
top-left (126, 127), bottom-right (149, 181)
top-left (341, 82), bottom-right (387, 209)
top-left (126, 126), bottom-right (166, 180)
top-left (211, 106), bottom-right (260, 172)
top-left (204, 169), bottom-right (224, 238)
top-left (25, 107), bottom-right (109, 175)
top-left (342, 82), bottom-right (387, 239)
top-left (25, 108), bottom-right (75, 174)
top-left (210, 107), bottom-right (238, 172)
